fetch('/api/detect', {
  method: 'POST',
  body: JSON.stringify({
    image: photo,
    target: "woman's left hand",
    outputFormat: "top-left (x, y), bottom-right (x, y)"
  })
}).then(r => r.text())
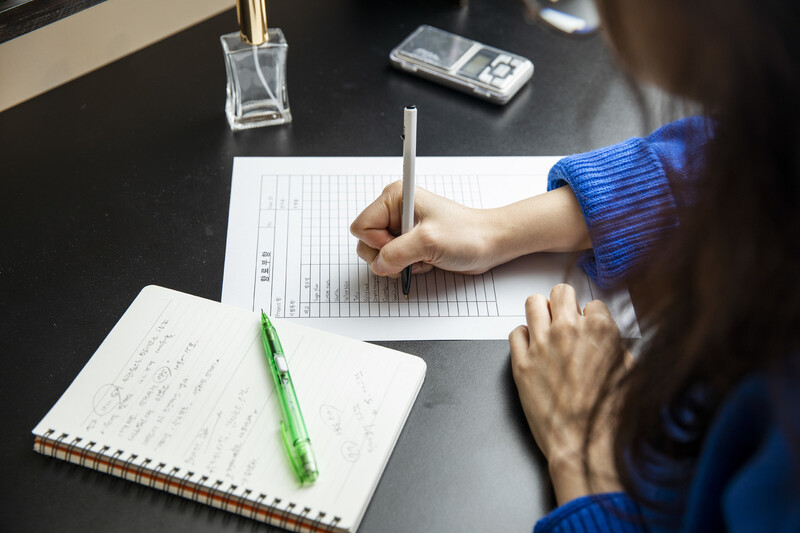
top-left (508, 283), bottom-right (629, 505)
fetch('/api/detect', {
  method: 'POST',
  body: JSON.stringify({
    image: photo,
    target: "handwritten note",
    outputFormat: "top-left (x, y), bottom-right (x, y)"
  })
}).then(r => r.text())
top-left (33, 286), bottom-right (426, 528)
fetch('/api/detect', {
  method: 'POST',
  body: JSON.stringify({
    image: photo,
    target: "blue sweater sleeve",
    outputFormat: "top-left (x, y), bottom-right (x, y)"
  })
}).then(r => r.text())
top-left (547, 117), bottom-right (711, 288)
top-left (533, 493), bottom-right (646, 533)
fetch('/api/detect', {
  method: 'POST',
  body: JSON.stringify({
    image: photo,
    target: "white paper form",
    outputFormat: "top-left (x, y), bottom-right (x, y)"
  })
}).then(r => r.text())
top-left (222, 157), bottom-right (640, 340)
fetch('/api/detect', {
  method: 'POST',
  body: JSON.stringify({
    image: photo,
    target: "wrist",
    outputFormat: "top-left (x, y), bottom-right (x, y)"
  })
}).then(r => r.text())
top-left (546, 439), bottom-right (623, 506)
top-left (548, 454), bottom-right (592, 505)
top-left (480, 206), bottom-right (533, 265)
top-left (486, 187), bottom-right (591, 264)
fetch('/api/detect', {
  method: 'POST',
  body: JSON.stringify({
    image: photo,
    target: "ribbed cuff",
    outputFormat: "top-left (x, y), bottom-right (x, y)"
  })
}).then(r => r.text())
top-left (548, 138), bottom-right (679, 289)
top-left (534, 493), bottom-right (645, 533)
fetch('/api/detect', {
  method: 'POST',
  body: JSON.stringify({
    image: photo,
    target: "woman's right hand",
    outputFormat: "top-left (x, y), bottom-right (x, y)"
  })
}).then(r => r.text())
top-left (349, 180), bottom-right (592, 278)
top-left (349, 181), bottom-right (505, 277)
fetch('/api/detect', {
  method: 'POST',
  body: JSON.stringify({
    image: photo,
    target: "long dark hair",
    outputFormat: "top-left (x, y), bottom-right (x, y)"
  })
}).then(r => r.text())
top-left (591, 0), bottom-right (800, 512)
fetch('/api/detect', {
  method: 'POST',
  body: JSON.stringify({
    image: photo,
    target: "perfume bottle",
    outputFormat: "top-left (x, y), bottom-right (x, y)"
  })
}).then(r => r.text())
top-left (220, 0), bottom-right (291, 130)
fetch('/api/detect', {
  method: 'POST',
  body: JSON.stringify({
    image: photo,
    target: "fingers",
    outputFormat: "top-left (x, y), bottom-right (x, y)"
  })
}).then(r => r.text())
top-left (508, 325), bottom-right (530, 358)
top-left (522, 285), bottom-right (599, 335)
top-left (351, 181), bottom-right (435, 275)
top-left (371, 228), bottom-right (433, 275)
top-left (583, 298), bottom-right (612, 319)
top-left (524, 294), bottom-right (552, 337)
top-left (356, 234), bottom-right (434, 277)
top-left (356, 240), bottom-right (380, 265)
top-left (411, 262), bottom-right (434, 275)
top-left (549, 283), bottom-right (581, 320)
top-left (623, 349), bottom-right (635, 369)
top-left (350, 181), bottom-right (403, 250)
top-left (582, 299), bottom-right (616, 332)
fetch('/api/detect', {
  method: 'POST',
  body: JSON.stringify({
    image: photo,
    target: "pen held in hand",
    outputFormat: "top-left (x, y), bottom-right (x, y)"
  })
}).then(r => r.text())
top-left (401, 105), bottom-right (417, 298)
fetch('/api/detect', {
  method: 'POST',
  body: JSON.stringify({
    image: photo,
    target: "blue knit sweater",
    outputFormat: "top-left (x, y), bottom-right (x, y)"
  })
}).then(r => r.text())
top-left (537, 118), bottom-right (800, 532)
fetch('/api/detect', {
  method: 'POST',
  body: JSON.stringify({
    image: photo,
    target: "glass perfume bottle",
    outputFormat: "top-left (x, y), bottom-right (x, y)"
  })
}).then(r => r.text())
top-left (221, 0), bottom-right (291, 130)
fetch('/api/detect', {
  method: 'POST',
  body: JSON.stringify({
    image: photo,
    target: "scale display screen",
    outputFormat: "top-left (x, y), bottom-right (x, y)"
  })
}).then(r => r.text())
top-left (396, 27), bottom-right (473, 69)
top-left (460, 53), bottom-right (492, 77)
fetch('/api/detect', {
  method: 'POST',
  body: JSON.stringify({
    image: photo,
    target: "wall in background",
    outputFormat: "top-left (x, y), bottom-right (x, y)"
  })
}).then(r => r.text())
top-left (0, 0), bottom-right (234, 112)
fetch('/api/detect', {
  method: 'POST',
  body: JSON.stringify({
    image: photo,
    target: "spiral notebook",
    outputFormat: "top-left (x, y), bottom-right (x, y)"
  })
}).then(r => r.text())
top-left (32, 286), bottom-right (426, 532)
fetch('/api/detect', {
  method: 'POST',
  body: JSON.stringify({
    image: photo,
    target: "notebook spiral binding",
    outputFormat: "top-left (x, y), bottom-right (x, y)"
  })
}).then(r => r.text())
top-left (35, 429), bottom-right (342, 533)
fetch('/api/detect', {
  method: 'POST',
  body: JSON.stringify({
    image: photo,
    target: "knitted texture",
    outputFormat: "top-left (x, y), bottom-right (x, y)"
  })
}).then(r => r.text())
top-left (547, 117), bottom-right (710, 289)
top-left (533, 493), bottom-right (645, 533)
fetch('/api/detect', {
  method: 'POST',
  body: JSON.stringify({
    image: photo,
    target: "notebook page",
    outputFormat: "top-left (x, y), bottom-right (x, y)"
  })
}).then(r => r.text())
top-left (33, 285), bottom-right (426, 529)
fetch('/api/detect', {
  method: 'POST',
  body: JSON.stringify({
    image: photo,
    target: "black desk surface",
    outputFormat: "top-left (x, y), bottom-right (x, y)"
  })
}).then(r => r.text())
top-left (0, 1), bottom-right (662, 531)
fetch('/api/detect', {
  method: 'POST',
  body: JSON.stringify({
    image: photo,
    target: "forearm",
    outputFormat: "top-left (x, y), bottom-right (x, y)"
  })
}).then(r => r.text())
top-left (483, 186), bottom-right (591, 266)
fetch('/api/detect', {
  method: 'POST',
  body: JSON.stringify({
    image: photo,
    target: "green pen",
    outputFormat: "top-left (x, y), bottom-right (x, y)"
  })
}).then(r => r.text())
top-left (260, 311), bottom-right (319, 484)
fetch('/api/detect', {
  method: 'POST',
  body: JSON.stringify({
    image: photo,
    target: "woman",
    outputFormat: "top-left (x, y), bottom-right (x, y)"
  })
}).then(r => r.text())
top-left (351, 0), bottom-right (799, 530)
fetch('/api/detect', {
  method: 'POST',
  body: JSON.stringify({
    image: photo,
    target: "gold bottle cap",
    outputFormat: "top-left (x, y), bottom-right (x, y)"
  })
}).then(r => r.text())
top-left (237, 0), bottom-right (269, 45)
